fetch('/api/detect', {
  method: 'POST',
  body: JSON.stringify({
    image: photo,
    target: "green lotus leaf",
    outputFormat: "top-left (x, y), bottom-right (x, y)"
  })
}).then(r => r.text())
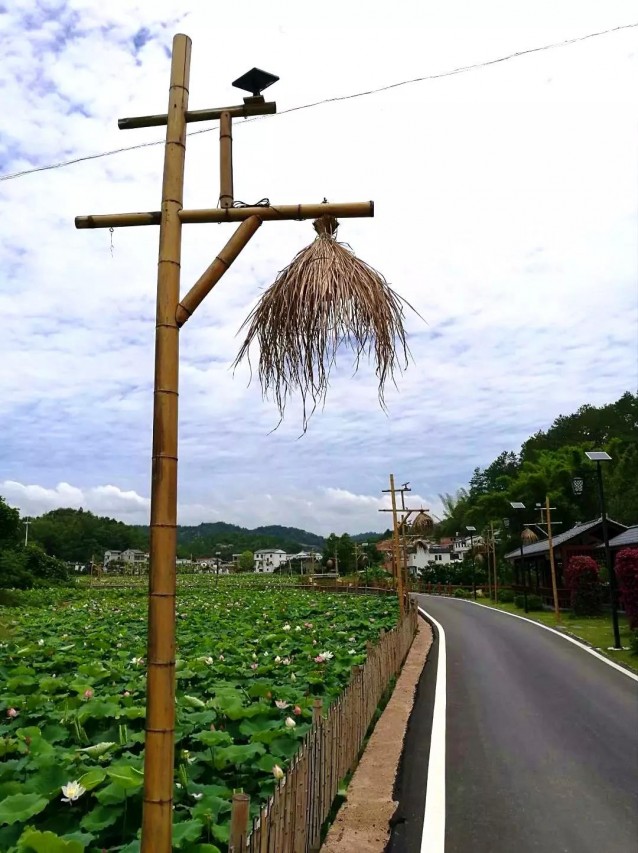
top-left (106, 764), bottom-right (144, 790)
top-left (211, 742), bottom-right (265, 770)
top-left (80, 802), bottom-right (123, 832)
top-left (16, 828), bottom-right (84, 853)
top-left (172, 819), bottom-right (204, 848)
top-left (78, 768), bottom-right (107, 790)
top-left (0, 792), bottom-right (49, 825)
top-left (77, 741), bottom-right (116, 758)
top-left (182, 695), bottom-right (206, 709)
top-left (194, 730), bottom-right (233, 748)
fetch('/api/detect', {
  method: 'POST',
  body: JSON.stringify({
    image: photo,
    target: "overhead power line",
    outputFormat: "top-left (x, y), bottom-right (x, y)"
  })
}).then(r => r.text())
top-left (1, 21), bottom-right (636, 184)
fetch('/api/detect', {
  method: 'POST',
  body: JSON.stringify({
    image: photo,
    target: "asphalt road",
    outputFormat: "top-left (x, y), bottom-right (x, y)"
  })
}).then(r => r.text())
top-left (389, 596), bottom-right (638, 853)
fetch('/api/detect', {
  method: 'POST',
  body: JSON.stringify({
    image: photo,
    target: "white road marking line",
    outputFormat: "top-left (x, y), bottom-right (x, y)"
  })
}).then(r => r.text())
top-left (434, 596), bottom-right (638, 684)
top-left (418, 606), bottom-right (447, 853)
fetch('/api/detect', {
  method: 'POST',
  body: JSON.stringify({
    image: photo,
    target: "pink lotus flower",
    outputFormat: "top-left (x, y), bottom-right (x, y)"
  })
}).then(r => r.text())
top-left (314, 655), bottom-right (325, 664)
top-left (123, 691), bottom-right (130, 697)
top-left (83, 689), bottom-right (94, 700)
top-left (251, 662), bottom-right (258, 670)
top-left (293, 705), bottom-right (302, 716)
top-left (6, 708), bottom-right (18, 718)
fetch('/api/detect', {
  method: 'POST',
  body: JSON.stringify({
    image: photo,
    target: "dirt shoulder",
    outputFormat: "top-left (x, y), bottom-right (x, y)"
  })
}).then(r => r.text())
top-left (321, 616), bottom-right (432, 853)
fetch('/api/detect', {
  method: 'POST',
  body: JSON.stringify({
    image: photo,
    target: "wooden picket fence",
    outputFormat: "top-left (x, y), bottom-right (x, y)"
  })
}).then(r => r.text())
top-left (228, 598), bottom-right (419, 853)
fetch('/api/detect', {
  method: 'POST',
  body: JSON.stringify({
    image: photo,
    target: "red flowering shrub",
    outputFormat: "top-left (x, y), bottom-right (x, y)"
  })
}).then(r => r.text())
top-left (564, 555), bottom-right (602, 616)
top-left (614, 548), bottom-right (638, 630)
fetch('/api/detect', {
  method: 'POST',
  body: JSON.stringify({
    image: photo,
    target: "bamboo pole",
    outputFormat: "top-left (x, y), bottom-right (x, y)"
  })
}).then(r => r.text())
top-left (176, 215), bottom-right (262, 326)
top-left (74, 201), bottom-right (374, 229)
top-left (141, 33), bottom-right (191, 853)
top-left (219, 110), bottom-right (234, 208)
top-left (389, 474), bottom-right (404, 610)
top-left (546, 495), bottom-right (561, 621)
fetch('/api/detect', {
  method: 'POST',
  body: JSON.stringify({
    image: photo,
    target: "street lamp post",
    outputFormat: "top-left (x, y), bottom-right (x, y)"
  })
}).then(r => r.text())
top-left (466, 525), bottom-right (477, 600)
top-left (510, 502), bottom-right (528, 613)
top-left (585, 451), bottom-right (621, 649)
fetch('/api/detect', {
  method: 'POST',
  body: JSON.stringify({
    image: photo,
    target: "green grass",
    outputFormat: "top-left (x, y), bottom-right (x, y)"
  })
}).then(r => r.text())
top-left (477, 598), bottom-right (637, 673)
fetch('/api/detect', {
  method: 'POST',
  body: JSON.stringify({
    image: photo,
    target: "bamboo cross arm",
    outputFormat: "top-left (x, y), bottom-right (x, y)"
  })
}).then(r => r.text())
top-left (118, 101), bottom-right (276, 130)
top-left (75, 201), bottom-right (374, 229)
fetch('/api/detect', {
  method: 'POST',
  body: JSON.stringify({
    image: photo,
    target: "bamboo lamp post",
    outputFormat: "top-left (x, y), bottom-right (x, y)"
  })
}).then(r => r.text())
top-left (74, 34), bottom-right (410, 853)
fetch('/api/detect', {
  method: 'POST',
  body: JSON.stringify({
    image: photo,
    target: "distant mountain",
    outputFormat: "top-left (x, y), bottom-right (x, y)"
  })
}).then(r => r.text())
top-left (251, 525), bottom-right (325, 549)
top-left (130, 521), bottom-right (326, 559)
top-left (21, 506), bottom-right (382, 563)
top-left (351, 531), bottom-right (386, 543)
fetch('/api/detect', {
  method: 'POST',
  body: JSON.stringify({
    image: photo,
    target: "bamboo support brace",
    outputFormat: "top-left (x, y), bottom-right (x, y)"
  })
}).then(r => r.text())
top-left (176, 215), bottom-right (261, 326)
top-left (74, 201), bottom-right (374, 229)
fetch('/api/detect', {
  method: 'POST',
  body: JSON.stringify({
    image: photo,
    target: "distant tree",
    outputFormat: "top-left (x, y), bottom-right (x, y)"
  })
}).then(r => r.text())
top-left (0, 548), bottom-right (32, 589)
top-left (0, 497), bottom-right (20, 548)
top-left (0, 544), bottom-right (68, 589)
top-left (238, 550), bottom-right (254, 572)
top-left (322, 534), bottom-right (339, 571)
top-left (337, 534), bottom-right (356, 575)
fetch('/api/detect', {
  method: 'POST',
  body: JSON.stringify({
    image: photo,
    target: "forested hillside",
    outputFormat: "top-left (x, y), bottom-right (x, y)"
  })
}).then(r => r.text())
top-left (437, 392), bottom-right (637, 542)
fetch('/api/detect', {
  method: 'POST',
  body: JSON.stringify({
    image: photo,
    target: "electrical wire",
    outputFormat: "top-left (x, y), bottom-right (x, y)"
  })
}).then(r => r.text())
top-left (0, 21), bottom-right (635, 184)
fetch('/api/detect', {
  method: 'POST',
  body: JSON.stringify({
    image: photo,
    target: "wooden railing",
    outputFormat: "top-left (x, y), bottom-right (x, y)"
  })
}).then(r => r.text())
top-left (228, 600), bottom-right (419, 852)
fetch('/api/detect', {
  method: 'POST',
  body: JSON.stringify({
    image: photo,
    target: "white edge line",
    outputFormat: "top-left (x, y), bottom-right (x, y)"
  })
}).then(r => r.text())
top-left (417, 606), bottom-right (446, 853)
top-left (433, 596), bottom-right (638, 684)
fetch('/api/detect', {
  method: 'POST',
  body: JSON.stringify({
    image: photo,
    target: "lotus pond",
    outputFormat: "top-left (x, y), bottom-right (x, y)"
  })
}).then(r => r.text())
top-left (0, 580), bottom-right (397, 852)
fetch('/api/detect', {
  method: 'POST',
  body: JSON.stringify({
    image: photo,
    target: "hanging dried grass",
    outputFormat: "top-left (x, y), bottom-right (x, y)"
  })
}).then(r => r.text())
top-left (233, 215), bottom-right (417, 429)
top-left (521, 527), bottom-right (539, 544)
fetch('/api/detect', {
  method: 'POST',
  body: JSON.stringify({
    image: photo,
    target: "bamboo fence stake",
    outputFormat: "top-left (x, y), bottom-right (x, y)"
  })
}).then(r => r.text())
top-left (312, 697), bottom-right (323, 725)
top-left (230, 792), bottom-right (251, 853)
top-left (141, 33), bottom-right (190, 853)
top-left (546, 495), bottom-right (561, 621)
top-left (219, 110), bottom-right (234, 208)
top-left (176, 215), bottom-right (262, 325)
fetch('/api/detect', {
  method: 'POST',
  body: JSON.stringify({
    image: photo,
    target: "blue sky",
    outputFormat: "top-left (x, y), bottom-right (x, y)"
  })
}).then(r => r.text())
top-left (1, 1), bottom-right (637, 534)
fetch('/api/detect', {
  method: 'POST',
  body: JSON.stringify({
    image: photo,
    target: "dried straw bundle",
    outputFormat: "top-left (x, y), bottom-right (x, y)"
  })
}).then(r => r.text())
top-left (233, 216), bottom-right (413, 428)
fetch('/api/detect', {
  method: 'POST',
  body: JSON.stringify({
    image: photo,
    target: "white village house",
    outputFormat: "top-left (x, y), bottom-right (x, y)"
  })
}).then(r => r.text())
top-left (407, 540), bottom-right (463, 574)
top-left (254, 549), bottom-right (289, 573)
top-left (103, 549), bottom-right (149, 570)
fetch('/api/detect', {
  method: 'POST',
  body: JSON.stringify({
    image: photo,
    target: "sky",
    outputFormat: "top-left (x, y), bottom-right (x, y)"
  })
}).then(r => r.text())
top-left (1, 0), bottom-right (637, 536)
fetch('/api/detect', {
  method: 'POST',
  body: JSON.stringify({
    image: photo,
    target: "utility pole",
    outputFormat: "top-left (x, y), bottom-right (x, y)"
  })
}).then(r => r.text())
top-left (75, 35), bottom-right (377, 853)
top-left (380, 478), bottom-right (430, 609)
top-left (544, 497), bottom-right (560, 621)
top-left (381, 474), bottom-right (404, 608)
top-left (534, 499), bottom-right (563, 621)
top-left (398, 482), bottom-right (411, 596)
top-left (23, 517), bottom-right (31, 547)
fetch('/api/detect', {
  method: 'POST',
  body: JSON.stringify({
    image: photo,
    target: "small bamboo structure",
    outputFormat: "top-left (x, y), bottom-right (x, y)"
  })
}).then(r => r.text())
top-left (233, 214), bottom-right (412, 429)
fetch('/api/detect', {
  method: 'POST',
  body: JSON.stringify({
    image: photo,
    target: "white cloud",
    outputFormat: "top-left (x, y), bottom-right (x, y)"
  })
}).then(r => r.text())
top-left (1, 1), bottom-right (637, 536)
top-left (1, 479), bottom-right (441, 535)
